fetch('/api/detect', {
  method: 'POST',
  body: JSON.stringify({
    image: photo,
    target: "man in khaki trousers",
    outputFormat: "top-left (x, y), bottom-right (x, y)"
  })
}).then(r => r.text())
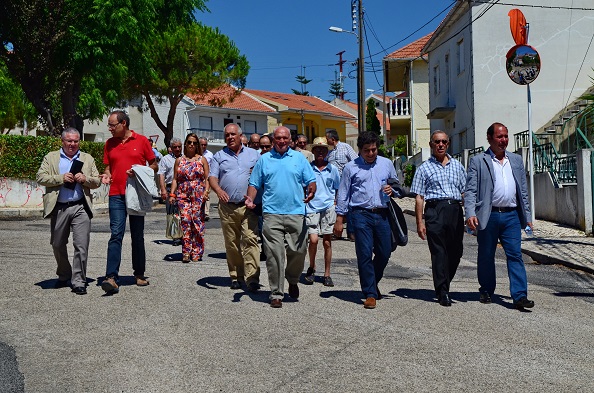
top-left (36, 127), bottom-right (101, 295)
top-left (209, 123), bottom-right (261, 291)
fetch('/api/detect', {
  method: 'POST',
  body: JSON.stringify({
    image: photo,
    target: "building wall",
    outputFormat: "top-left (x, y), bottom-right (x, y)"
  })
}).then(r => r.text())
top-left (428, 0), bottom-right (594, 153)
top-left (411, 59), bottom-right (431, 152)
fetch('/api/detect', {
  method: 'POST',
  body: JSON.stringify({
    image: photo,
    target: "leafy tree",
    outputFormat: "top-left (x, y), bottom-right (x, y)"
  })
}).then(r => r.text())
top-left (0, 60), bottom-right (37, 133)
top-left (0, 0), bottom-right (207, 135)
top-left (292, 74), bottom-right (312, 96)
top-left (127, 22), bottom-right (249, 147)
top-left (365, 99), bottom-right (381, 134)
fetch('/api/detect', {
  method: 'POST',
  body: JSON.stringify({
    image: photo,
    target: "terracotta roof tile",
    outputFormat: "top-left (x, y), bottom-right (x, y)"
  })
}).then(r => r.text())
top-left (385, 32), bottom-right (433, 60)
top-left (187, 85), bottom-right (276, 113)
top-left (244, 89), bottom-right (355, 119)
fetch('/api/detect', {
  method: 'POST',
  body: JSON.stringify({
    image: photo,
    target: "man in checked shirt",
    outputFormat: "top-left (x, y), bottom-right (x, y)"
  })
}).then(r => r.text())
top-left (411, 130), bottom-right (466, 307)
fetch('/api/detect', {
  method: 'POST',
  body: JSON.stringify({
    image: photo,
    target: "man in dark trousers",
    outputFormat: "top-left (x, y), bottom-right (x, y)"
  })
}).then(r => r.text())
top-left (411, 130), bottom-right (465, 307)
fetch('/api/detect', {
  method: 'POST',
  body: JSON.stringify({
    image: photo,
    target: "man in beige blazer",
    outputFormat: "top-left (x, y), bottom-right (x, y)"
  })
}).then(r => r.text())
top-left (37, 127), bottom-right (101, 295)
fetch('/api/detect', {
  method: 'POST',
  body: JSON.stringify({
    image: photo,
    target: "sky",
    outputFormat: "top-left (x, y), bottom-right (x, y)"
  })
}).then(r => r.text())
top-left (195, 0), bottom-right (456, 102)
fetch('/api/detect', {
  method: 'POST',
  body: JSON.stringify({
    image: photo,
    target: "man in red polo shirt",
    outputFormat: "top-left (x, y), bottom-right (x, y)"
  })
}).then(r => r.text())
top-left (100, 110), bottom-right (157, 295)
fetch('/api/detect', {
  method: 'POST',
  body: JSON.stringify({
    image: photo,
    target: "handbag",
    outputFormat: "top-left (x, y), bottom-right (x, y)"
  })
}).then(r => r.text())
top-left (166, 203), bottom-right (183, 240)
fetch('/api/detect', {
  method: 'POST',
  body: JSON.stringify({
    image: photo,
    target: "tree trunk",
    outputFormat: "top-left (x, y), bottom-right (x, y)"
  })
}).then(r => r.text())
top-left (144, 92), bottom-right (182, 147)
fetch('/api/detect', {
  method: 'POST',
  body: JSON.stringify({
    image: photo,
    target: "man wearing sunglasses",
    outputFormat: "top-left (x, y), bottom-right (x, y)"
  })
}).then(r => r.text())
top-left (100, 110), bottom-right (157, 295)
top-left (411, 130), bottom-right (466, 307)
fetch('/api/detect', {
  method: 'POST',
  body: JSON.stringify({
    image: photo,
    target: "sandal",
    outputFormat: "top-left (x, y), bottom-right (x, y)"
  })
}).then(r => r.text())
top-left (182, 254), bottom-right (190, 263)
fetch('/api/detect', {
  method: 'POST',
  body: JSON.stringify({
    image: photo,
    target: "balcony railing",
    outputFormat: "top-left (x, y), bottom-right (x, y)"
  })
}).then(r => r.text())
top-left (187, 128), bottom-right (225, 142)
top-left (388, 97), bottom-right (410, 117)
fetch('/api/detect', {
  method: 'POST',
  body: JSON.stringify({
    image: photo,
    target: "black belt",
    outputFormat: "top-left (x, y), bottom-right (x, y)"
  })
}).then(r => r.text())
top-left (492, 206), bottom-right (516, 213)
top-left (57, 199), bottom-right (84, 207)
top-left (425, 199), bottom-right (462, 207)
top-left (227, 201), bottom-right (245, 207)
top-left (352, 206), bottom-right (387, 213)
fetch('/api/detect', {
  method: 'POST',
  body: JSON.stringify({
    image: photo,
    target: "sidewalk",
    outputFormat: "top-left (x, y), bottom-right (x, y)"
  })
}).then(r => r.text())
top-left (396, 198), bottom-right (594, 274)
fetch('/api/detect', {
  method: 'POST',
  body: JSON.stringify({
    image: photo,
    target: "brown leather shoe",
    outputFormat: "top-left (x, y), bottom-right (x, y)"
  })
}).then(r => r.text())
top-left (135, 276), bottom-right (150, 286)
top-left (101, 277), bottom-right (119, 294)
top-left (270, 299), bottom-right (282, 308)
top-left (363, 297), bottom-right (376, 309)
top-left (288, 283), bottom-right (299, 299)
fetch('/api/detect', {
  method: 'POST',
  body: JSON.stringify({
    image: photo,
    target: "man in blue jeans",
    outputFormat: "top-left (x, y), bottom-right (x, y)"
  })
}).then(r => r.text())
top-left (100, 110), bottom-right (157, 295)
top-left (334, 132), bottom-right (398, 309)
top-left (465, 122), bottom-right (534, 310)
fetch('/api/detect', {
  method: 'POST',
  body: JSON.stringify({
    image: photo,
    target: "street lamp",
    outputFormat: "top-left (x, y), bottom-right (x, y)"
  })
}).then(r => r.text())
top-left (329, 0), bottom-right (365, 134)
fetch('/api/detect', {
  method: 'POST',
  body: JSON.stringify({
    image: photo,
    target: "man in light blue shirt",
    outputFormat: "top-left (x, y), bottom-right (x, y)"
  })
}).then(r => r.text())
top-left (334, 131), bottom-right (398, 309)
top-left (246, 126), bottom-right (316, 308)
top-left (209, 124), bottom-right (261, 291)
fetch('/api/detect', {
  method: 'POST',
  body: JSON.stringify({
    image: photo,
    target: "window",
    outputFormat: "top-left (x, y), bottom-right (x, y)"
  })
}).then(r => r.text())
top-left (244, 120), bottom-right (256, 134)
top-left (457, 39), bottom-right (465, 74)
top-left (433, 63), bottom-right (440, 96)
top-left (199, 116), bottom-right (212, 130)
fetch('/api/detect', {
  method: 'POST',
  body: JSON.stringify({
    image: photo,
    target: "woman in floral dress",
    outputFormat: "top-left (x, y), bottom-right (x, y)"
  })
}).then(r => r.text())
top-left (169, 133), bottom-right (210, 262)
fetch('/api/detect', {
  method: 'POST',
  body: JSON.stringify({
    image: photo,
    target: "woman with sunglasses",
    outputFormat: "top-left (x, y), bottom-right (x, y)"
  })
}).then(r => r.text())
top-left (169, 133), bottom-right (210, 262)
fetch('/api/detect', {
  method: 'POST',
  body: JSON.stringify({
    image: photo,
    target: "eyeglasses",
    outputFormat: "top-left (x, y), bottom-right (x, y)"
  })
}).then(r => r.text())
top-left (107, 121), bottom-right (122, 129)
top-left (186, 141), bottom-right (199, 146)
top-left (432, 139), bottom-right (449, 145)
top-left (260, 145), bottom-right (272, 149)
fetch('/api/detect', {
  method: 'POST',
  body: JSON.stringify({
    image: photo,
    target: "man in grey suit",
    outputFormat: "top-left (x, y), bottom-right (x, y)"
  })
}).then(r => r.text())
top-left (37, 127), bottom-right (101, 294)
top-left (464, 122), bottom-right (535, 310)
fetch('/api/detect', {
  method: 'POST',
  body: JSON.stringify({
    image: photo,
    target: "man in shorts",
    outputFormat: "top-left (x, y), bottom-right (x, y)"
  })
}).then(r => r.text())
top-left (303, 137), bottom-right (340, 286)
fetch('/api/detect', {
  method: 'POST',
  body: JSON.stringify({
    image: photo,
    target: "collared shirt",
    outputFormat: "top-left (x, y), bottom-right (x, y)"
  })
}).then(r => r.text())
top-left (57, 148), bottom-right (83, 203)
top-left (202, 149), bottom-right (214, 166)
top-left (210, 146), bottom-right (260, 203)
top-left (327, 141), bottom-right (358, 175)
top-left (103, 130), bottom-right (155, 196)
top-left (489, 148), bottom-right (517, 208)
top-left (306, 162), bottom-right (340, 214)
top-left (410, 154), bottom-right (465, 201)
top-left (157, 154), bottom-right (177, 185)
top-left (297, 148), bottom-right (314, 163)
top-left (249, 148), bottom-right (315, 215)
top-left (336, 155), bottom-right (398, 215)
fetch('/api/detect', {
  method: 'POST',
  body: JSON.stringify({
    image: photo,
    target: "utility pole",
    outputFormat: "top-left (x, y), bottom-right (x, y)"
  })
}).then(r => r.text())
top-left (336, 50), bottom-right (346, 100)
top-left (355, 0), bottom-right (365, 134)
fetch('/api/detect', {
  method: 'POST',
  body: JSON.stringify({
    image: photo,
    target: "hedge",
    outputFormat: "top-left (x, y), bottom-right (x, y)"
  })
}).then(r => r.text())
top-left (0, 135), bottom-right (106, 180)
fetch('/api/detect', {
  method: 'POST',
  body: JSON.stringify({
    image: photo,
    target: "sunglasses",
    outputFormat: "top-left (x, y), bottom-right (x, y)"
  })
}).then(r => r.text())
top-left (186, 141), bottom-right (199, 146)
top-left (432, 139), bottom-right (449, 145)
top-left (260, 145), bottom-right (272, 148)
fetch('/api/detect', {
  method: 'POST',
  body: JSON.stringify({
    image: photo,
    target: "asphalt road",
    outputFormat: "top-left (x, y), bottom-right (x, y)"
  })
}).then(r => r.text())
top-left (1, 205), bottom-right (593, 392)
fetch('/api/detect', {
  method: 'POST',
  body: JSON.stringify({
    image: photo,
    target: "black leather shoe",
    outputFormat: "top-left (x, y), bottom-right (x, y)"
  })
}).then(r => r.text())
top-left (247, 282), bottom-right (259, 292)
top-left (230, 280), bottom-right (241, 290)
top-left (54, 279), bottom-right (69, 289)
top-left (514, 297), bottom-right (535, 309)
top-left (72, 286), bottom-right (87, 295)
top-left (288, 283), bottom-right (299, 299)
top-left (479, 292), bottom-right (492, 304)
top-left (439, 293), bottom-right (452, 307)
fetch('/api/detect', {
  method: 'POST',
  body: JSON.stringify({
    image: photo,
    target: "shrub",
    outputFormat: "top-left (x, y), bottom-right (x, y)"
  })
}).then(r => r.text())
top-left (0, 135), bottom-right (105, 180)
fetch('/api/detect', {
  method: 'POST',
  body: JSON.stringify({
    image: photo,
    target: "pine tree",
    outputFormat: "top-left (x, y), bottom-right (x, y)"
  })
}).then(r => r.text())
top-left (365, 99), bottom-right (381, 134)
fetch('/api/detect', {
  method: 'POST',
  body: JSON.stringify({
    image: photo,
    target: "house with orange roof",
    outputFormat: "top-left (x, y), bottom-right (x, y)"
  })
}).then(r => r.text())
top-left (383, 32), bottom-right (433, 155)
top-left (184, 85), bottom-right (279, 145)
top-left (244, 89), bottom-right (356, 145)
top-left (330, 96), bottom-right (391, 149)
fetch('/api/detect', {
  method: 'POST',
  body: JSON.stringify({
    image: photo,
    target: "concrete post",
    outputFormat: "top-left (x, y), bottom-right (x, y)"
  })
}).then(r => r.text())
top-left (576, 149), bottom-right (593, 235)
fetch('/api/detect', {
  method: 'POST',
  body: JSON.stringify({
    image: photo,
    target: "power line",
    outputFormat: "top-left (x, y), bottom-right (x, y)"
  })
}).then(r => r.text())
top-left (474, 1), bottom-right (594, 11)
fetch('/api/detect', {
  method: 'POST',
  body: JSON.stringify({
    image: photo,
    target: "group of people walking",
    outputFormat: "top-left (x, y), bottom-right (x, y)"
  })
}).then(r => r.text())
top-left (37, 113), bottom-right (534, 311)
